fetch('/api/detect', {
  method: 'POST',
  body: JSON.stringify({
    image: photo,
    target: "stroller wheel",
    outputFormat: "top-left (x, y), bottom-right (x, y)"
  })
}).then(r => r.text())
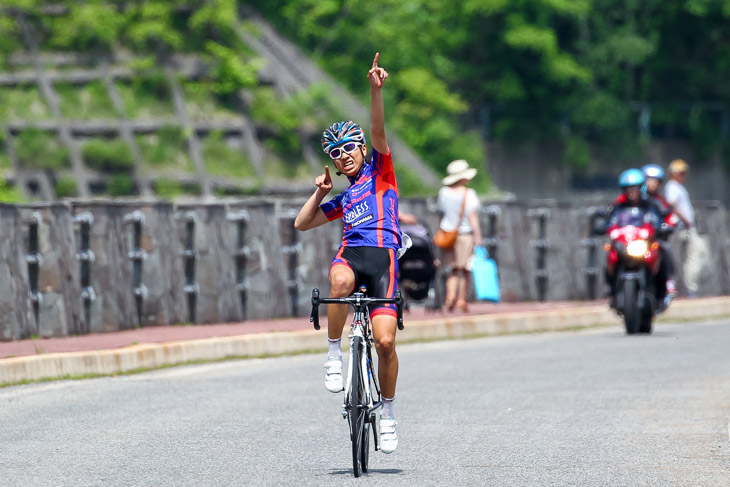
top-left (426, 287), bottom-right (440, 312)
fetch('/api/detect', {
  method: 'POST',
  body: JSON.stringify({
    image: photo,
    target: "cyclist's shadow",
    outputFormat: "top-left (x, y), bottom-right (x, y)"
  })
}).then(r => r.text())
top-left (329, 468), bottom-right (403, 476)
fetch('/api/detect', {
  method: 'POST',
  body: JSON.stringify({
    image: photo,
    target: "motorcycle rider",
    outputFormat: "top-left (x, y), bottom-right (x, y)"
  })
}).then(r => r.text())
top-left (605, 168), bottom-right (664, 306)
top-left (641, 164), bottom-right (677, 300)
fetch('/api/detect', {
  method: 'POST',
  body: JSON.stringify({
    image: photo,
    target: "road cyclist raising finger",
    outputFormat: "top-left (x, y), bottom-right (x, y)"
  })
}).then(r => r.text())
top-left (294, 52), bottom-right (404, 454)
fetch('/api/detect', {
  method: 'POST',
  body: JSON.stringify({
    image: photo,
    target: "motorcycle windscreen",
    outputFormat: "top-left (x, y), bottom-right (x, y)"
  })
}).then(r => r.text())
top-left (613, 207), bottom-right (657, 228)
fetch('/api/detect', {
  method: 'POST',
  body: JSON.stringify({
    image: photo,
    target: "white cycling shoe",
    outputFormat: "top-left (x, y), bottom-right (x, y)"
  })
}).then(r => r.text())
top-left (324, 358), bottom-right (343, 393)
top-left (379, 417), bottom-right (398, 454)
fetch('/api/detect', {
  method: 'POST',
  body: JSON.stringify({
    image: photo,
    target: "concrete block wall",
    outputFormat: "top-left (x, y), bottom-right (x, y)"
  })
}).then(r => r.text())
top-left (1, 198), bottom-right (729, 341)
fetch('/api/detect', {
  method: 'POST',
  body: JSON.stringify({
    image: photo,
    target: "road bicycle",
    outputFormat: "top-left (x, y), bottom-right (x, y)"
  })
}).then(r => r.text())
top-left (310, 286), bottom-right (403, 477)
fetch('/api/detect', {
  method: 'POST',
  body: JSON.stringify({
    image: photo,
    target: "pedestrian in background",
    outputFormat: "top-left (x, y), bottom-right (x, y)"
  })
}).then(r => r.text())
top-left (664, 159), bottom-right (706, 297)
top-left (437, 159), bottom-right (482, 312)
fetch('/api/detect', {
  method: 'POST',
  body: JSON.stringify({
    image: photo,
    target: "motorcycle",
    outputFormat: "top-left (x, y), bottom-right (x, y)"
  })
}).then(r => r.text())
top-left (603, 206), bottom-right (670, 334)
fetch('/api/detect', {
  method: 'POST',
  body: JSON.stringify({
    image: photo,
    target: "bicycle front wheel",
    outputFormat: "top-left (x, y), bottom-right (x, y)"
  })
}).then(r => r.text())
top-left (361, 419), bottom-right (371, 473)
top-left (349, 336), bottom-right (365, 477)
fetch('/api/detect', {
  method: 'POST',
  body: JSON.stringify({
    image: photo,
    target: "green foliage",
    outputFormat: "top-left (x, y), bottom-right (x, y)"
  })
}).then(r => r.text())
top-left (44, 2), bottom-right (124, 52)
top-left (202, 130), bottom-right (257, 179)
top-left (154, 178), bottom-right (184, 200)
top-left (183, 81), bottom-right (238, 120)
top-left (393, 163), bottom-right (431, 197)
top-left (107, 173), bottom-right (135, 196)
top-left (136, 125), bottom-right (194, 172)
top-left (189, 0), bottom-right (238, 39)
top-left (205, 41), bottom-right (262, 95)
top-left (56, 81), bottom-right (117, 120)
top-left (123, 1), bottom-right (184, 53)
top-left (249, 87), bottom-right (304, 155)
top-left (562, 136), bottom-right (591, 174)
top-left (117, 74), bottom-right (175, 118)
top-left (687, 105), bottom-right (723, 162)
top-left (5, 0), bottom-right (730, 194)
top-left (14, 129), bottom-right (70, 169)
top-left (0, 178), bottom-right (24, 203)
top-left (54, 175), bottom-right (77, 198)
top-left (81, 139), bottom-right (135, 173)
top-left (0, 85), bottom-right (52, 121)
top-left (0, 14), bottom-right (23, 67)
top-left (252, 0), bottom-right (730, 176)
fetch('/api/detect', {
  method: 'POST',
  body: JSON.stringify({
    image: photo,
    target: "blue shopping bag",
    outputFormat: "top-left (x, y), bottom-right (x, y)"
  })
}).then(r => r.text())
top-left (472, 246), bottom-right (500, 302)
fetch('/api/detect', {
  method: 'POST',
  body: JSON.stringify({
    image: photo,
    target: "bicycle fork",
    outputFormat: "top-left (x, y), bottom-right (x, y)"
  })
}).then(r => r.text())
top-left (342, 314), bottom-right (381, 450)
top-left (342, 316), bottom-right (366, 419)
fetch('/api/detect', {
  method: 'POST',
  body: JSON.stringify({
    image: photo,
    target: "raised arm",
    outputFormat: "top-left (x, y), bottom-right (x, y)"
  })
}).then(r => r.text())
top-left (368, 52), bottom-right (389, 155)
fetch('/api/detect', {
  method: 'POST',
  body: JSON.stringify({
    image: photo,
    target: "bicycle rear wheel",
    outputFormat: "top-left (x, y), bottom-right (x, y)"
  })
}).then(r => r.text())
top-left (349, 336), bottom-right (365, 477)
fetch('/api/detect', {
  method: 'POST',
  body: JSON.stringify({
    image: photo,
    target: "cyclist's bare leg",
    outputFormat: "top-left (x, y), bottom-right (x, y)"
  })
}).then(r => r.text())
top-left (328, 265), bottom-right (355, 340)
top-left (371, 314), bottom-right (398, 398)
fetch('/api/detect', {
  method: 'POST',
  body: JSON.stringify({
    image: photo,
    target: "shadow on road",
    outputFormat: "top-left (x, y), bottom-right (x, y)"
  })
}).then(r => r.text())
top-left (329, 468), bottom-right (403, 476)
top-left (601, 331), bottom-right (677, 338)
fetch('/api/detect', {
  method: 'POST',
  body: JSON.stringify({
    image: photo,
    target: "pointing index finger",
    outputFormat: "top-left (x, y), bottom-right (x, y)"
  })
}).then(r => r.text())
top-left (372, 52), bottom-right (379, 69)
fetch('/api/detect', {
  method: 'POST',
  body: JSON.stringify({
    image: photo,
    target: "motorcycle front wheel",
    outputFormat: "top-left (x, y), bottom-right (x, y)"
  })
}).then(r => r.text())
top-left (639, 307), bottom-right (653, 334)
top-left (622, 279), bottom-right (641, 335)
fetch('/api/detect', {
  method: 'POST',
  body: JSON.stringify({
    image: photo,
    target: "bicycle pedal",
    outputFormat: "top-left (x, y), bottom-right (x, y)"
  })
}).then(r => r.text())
top-left (341, 409), bottom-right (348, 419)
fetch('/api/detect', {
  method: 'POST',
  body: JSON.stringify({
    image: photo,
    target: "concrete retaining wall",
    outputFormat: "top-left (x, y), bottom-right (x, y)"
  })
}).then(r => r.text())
top-left (1, 198), bottom-right (728, 340)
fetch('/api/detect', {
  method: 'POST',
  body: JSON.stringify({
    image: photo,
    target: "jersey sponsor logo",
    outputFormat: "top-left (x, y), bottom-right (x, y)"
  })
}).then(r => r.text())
top-left (350, 214), bottom-right (374, 227)
top-left (343, 200), bottom-right (371, 224)
top-left (350, 182), bottom-right (370, 197)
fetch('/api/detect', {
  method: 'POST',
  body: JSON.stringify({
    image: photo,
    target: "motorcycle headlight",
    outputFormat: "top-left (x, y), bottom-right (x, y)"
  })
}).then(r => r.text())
top-left (626, 240), bottom-right (648, 257)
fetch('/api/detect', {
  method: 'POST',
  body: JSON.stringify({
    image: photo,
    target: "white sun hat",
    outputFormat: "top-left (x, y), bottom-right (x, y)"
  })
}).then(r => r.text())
top-left (442, 159), bottom-right (477, 186)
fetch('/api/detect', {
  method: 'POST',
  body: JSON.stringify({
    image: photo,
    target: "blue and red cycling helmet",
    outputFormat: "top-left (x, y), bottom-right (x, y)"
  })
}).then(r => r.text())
top-left (619, 168), bottom-right (645, 188)
top-left (641, 163), bottom-right (665, 181)
top-left (321, 121), bottom-right (366, 155)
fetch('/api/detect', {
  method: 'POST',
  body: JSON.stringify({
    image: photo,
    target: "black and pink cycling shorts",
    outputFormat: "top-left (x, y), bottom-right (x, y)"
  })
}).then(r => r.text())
top-left (330, 246), bottom-right (399, 319)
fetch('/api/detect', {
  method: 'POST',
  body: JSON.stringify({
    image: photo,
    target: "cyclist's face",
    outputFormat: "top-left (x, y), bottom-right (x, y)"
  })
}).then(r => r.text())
top-left (332, 143), bottom-right (366, 177)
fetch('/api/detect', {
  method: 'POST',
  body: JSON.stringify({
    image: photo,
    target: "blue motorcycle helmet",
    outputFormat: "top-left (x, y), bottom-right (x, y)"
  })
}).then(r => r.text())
top-left (618, 168), bottom-right (645, 188)
top-left (641, 163), bottom-right (665, 181)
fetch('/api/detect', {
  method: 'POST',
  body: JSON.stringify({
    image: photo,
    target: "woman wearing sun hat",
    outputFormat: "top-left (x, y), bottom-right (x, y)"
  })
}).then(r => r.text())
top-left (437, 159), bottom-right (482, 312)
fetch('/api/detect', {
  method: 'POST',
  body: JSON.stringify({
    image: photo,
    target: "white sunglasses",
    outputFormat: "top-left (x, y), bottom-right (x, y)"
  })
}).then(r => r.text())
top-left (328, 142), bottom-right (362, 160)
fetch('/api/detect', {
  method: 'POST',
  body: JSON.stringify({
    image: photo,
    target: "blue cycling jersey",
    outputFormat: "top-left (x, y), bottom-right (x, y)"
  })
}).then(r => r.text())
top-left (320, 149), bottom-right (402, 250)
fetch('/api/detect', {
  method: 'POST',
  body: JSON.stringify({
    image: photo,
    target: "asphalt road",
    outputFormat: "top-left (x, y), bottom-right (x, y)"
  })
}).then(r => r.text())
top-left (1, 320), bottom-right (729, 487)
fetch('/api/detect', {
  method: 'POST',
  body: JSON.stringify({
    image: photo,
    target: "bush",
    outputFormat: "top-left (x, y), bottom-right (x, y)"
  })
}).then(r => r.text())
top-left (136, 125), bottom-right (194, 171)
top-left (0, 85), bottom-right (52, 121)
top-left (14, 129), bottom-right (70, 169)
top-left (118, 73), bottom-right (175, 118)
top-left (0, 178), bottom-right (24, 203)
top-left (107, 173), bottom-right (135, 196)
top-left (55, 81), bottom-right (117, 120)
top-left (54, 176), bottom-right (77, 198)
top-left (82, 139), bottom-right (135, 173)
top-left (154, 179), bottom-right (184, 200)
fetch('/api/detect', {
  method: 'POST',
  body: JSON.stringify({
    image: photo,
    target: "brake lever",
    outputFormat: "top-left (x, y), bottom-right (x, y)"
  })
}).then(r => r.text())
top-left (310, 288), bottom-right (320, 330)
top-left (395, 289), bottom-right (404, 330)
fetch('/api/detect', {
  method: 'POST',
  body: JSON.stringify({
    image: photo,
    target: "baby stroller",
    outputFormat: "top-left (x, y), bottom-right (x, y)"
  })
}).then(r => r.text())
top-left (399, 223), bottom-right (440, 311)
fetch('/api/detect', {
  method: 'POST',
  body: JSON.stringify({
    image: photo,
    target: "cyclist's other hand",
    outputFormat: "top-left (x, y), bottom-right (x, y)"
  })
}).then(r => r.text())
top-left (367, 52), bottom-right (388, 89)
top-left (315, 165), bottom-right (333, 193)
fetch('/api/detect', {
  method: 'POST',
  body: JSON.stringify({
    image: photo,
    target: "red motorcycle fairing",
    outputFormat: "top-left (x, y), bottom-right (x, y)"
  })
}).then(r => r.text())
top-left (605, 223), bottom-right (661, 275)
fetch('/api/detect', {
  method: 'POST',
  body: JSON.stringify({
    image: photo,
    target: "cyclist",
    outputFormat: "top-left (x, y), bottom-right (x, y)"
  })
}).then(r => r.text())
top-left (641, 164), bottom-right (677, 300)
top-left (294, 53), bottom-right (401, 454)
top-left (605, 169), bottom-right (664, 304)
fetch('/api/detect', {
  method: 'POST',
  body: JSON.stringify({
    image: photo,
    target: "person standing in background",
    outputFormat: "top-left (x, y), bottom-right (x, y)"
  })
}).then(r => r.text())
top-left (437, 159), bottom-right (482, 312)
top-left (664, 159), bottom-right (705, 297)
